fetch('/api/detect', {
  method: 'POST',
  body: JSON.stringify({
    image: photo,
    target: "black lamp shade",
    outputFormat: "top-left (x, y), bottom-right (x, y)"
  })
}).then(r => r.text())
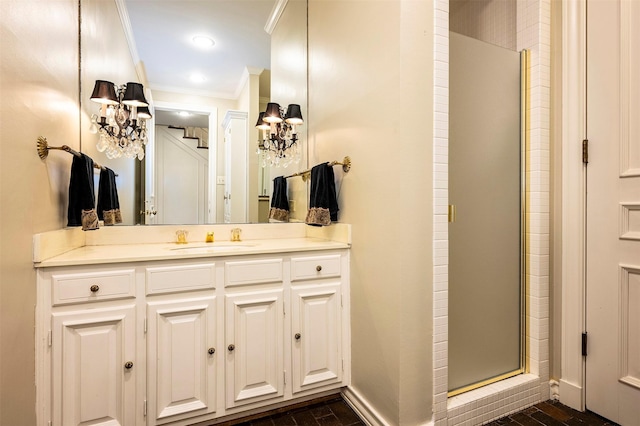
top-left (137, 105), bottom-right (152, 119)
top-left (90, 80), bottom-right (118, 105)
top-left (122, 82), bottom-right (148, 107)
top-left (255, 112), bottom-right (270, 129)
top-left (263, 102), bottom-right (283, 123)
top-left (285, 104), bottom-right (303, 125)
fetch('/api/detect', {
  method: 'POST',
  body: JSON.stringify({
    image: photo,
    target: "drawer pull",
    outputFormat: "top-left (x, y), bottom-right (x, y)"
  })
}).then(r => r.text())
top-left (295, 333), bottom-right (301, 341)
top-left (90, 285), bottom-right (100, 293)
top-left (208, 347), bottom-right (216, 355)
top-left (316, 265), bottom-right (322, 272)
top-left (124, 361), bottom-right (133, 370)
top-left (228, 344), bottom-right (235, 352)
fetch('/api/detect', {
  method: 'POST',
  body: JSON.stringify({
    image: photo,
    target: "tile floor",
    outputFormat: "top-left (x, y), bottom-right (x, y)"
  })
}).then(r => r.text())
top-left (487, 400), bottom-right (619, 426)
top-left (215, 397), bottom-right (618, 426)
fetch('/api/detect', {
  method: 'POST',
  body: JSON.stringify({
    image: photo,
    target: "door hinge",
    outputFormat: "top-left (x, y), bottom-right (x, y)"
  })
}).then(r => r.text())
top-left (582, 139), bottom-right (589, 164)
top-left (143, 318), bottom-right (147, 334)
top-left (48, 330), bottom-right (52, 347)
top-left (582, 332), bottom-right (588, 356)
top-left (283, 371), bottom-right (286, 385)
top-left (342, 359), bottom-right (344, 372)
top-left (48, 421), bottom-right (52, 426)
top-left (448, 205), bottom-right (457, 223)
top-left (143, 399), bottom-right (147, 417)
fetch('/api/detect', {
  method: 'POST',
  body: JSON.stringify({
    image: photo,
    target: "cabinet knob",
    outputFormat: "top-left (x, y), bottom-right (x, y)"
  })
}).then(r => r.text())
top-left (90, 284), bottom-right (100, 293)
top-left (228, 344), bottom-right (235, 352)
top-left (124, 361), bottom-right (133, 370)
top-left (208, 347), bottom-right (216, 355)
top-left (316, 265), bottom-right (322, 272)
top-left (295, 333), bottom-right (301, 341)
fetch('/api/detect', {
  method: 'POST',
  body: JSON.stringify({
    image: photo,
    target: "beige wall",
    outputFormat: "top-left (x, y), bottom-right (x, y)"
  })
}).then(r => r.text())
top-left (308, 1), bottom-right (434, 423)
top-left (0, 0), bottom-right (138, 422)
top-left (1, 0), bottom-right (78, 423)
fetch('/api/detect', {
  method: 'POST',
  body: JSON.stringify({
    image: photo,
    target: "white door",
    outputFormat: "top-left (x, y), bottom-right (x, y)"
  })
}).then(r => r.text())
top-left (51, 305), bottom-right (136, 426)
top-left (225, 289), bottom-right (284, 408)
top-left (586, 0), bottom-right (640, 424)
top-left (155, 126), bottom-right (209, 224)
top-left (224, 125), bottom-right (232, 223)
top-left (291, 283), bottom-right (342, 393)
top-left (147, 297), bottom-right (216, 424)
top-left (222, 111), bottom-right (248, 223)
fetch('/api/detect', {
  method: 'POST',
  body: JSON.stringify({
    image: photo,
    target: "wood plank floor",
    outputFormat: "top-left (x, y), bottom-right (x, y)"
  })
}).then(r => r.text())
top-left (217, 397), bottom-right (618, 426)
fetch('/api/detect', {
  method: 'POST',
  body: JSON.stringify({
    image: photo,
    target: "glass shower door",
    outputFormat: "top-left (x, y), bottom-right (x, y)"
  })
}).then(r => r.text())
top-left (448, 31), bottom-right (525, 395)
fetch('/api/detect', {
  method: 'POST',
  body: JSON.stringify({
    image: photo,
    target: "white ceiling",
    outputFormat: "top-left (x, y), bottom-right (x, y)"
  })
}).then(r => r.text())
top-left (124, 0), bottom-right (275, 127)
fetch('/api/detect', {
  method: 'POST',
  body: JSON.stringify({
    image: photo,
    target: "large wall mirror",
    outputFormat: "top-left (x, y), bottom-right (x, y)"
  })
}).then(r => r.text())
top-left (79, 0), bottom-right (308, 226)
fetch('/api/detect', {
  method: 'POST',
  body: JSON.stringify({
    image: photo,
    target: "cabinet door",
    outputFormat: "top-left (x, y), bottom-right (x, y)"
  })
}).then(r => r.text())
top-left (225, 289), bottom-right (284, 408)
top-left (291, 284), bottom-right (342, 393)
top-left (51, 305), bottom-right (136, 426)
top-left (147, 296), bottom-right (216, 424)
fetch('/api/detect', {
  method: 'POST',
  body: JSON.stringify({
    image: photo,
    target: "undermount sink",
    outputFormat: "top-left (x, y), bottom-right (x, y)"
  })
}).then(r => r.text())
top-left (169, 243), bottom-right (256, 253)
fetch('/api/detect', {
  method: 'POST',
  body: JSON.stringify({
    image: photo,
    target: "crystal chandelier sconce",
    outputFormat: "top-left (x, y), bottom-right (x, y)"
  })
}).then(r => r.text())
top-left (88, 80), bottom-right (152, 161)
top-left (255, 102), bottom-right (303, 168)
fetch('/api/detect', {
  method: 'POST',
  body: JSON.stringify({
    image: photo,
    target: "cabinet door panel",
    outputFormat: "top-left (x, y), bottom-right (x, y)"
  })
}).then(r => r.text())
top-left (292, 284), bottom-right (342, 393)
top-left (147, 297), bottom-right (216, 423)
top-left (225, 290), bottom-right (284, 407)
top-left (51, 305), bottom-right (136, 426)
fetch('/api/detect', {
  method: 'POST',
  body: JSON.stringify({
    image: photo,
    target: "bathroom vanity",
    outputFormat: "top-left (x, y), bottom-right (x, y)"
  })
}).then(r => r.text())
top-left (33, 224), bottom-right (351, 426)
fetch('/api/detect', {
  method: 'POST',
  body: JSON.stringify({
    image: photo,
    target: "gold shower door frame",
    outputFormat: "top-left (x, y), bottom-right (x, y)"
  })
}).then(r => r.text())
top-left (447, 46), bottom-right (529, 397)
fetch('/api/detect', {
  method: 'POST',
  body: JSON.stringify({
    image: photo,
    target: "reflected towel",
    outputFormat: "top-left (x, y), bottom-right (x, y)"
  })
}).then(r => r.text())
top-left (67, 153), bottom-right (99, 231)
top-left (305, 163), bottom-right (338, 226)
top-left (269, 176), bottom-right (290, 222)
top-left (97, 167), bottom-right (122, 225)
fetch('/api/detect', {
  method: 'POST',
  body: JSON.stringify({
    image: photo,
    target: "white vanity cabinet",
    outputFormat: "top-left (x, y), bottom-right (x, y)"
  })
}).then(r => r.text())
top-left (40, 266), bottom-right (140, 426)
top-left (145, 262), bottom-right (218, 425)
top-left (36, 248), bottom-right (350, 426)
top-left (290, 254), bottom-right (345, 394)
top-left (224, 258), bottom-right (285, 409)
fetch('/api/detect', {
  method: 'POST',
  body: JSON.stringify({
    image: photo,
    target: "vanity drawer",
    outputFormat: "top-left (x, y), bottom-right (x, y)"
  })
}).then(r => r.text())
top-left (225, 258), bottom-right (283, 287)
top-left (51, 269), bottom-right (136, 306)
top-left (146, 263), bottom-right (216, 295)
top-left (291, 254), bottom-right (342, 281)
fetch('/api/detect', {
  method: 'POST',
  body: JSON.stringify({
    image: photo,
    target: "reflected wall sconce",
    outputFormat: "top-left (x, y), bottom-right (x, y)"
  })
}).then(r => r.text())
top-left (255, 102), bottom-right (303, 168)
top-left (88, 80), bottom-right (152, 161)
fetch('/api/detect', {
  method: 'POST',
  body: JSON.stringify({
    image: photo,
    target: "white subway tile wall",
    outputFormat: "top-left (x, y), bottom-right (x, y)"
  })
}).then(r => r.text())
top-left (432, 0), bottom-right (551, 424)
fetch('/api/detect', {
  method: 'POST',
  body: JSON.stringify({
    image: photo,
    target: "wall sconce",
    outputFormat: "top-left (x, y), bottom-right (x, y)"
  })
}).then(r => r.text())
top-left (88, 80), bottom-right (152, 161)
top-left (255, 102), bottom-right (303, 168)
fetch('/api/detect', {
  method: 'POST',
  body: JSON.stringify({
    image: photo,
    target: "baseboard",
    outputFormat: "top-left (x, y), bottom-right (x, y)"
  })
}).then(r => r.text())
top-left (559, 379), bottom-right (584, 411)
top-left (341, 387), bottom-right (390, 426)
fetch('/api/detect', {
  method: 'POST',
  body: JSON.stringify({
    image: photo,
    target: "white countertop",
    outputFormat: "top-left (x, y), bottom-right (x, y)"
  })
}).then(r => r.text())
top-left (34, 237), bottom-right (350, 268)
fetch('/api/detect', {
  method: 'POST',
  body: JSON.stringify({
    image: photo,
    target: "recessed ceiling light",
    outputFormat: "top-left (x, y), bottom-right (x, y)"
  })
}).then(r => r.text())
top-left (192, 35), bottom-right (215, 48)
top-left (190, 73), bottom-right (206, 83)
top-left (178, 111), bottom-right (191, 117)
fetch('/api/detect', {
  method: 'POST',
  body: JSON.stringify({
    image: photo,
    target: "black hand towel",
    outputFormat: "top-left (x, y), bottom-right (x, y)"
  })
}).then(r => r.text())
top-left (67, 153), bottom-right (99, 231)
top-left (305, 163), bottom-right (338, 226)
top-left (97, 167), bottom-right (122, 225)
top-left (269, 176), bottom-right (290, 222)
